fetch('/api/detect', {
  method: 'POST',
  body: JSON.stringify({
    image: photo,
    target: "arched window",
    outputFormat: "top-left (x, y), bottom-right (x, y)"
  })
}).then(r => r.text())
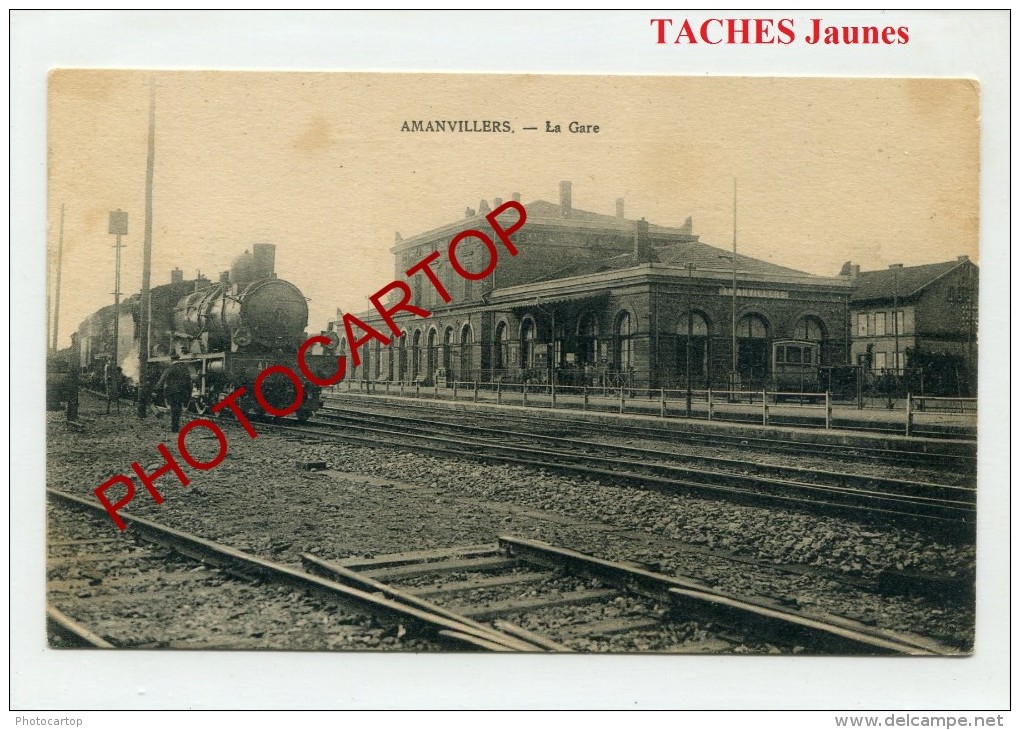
top-left (426, 328), bottom-right (438, 379)
top-left (373, 340), bottom-right (382, 379)
top-left (460, 324), bottom-right (473, 381)
top-left (494, 321), bottom-right (509, 375)
top-left (442, 327), bottom-right (454, 384)
top-left (737, 313), bottom-right (770, 380)
top-left (521, 319), bottom-right (536, 369)
top-left (578, 313), bottom-right (599, 366)
top-left (397, 332), bottom-right (407, 381)
top-left (616, 312), bottom-right (633, 370)
top-left (678, 312), bottom-right (710, 383)
top-left (411, 330), bottom-right (422, 380)
top-left (793, 316), bottom-right (825, 343)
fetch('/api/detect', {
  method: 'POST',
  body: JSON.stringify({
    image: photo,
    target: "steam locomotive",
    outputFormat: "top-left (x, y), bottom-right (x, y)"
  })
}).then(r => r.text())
top-left (76, 244), bottom-right (334, 421)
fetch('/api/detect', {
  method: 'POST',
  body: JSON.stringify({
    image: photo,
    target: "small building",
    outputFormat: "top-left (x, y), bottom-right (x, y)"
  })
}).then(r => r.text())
top-left (846, 256), bottom-right (978, 396)
top-left (337, 181), bottom-right (854, 391)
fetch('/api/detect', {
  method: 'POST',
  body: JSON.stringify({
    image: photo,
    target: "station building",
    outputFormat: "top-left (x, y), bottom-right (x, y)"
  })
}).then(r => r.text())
top-left (336, 181), bottom-right (854, 391)
top-left (845, 256), bottom-right (978, 396)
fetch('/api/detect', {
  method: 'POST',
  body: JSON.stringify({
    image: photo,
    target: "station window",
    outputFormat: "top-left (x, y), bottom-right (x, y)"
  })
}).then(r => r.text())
top-left (521, 319), bottom-right (536, 368)
top-left (616, 312), bottom-right (634, 370)
top-left (873, 352), bottom-right (887, 372)
top-left (494, 321), bottom-right (509, 374)
top-left (875, 312), bottom-right (887, 336)
top-left (578, 313), bottom-right (599, 365)
top-left (856, 313), bottom-right (868, 337)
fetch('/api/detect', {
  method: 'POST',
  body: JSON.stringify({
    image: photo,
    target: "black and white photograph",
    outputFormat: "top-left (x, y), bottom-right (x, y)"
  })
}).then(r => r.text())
top-left (14, 10), bottom-right (1010, 715)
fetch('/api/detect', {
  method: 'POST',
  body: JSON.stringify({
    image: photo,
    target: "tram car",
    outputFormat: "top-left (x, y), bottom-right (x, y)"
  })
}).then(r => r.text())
top-left (770, 339), bottom-right (859, 400)
top-left (76, 244), bottom-right (336, 421)
top-left (770, 339), bottom-right (822, 396)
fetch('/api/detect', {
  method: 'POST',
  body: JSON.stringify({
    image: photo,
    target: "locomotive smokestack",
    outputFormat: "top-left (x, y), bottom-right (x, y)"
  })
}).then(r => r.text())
top-left (253, 243), bottom-right (276, 280)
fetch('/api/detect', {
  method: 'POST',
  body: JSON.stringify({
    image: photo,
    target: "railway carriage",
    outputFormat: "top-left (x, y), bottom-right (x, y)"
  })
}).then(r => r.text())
top-left (771, 339), bottom-right (822, 396)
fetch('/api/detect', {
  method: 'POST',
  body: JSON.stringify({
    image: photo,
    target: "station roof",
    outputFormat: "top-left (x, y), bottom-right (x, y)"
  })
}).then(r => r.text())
top-left (394, 194), bottom-right (833, 284)
top-left (851, 259), bottom-right (973, 302)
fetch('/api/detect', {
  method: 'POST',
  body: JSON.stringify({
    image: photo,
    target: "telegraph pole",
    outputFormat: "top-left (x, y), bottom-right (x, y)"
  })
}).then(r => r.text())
top-left (685, 262), bottom-right (695, 416)
top-left (138, 79), bottom-right (156, 418)
top-left (893, 268), bottom-right (900, 390)
top-left (730, 178), bottom-right (739, 395)
top-left (52, 203), bottom-right (66, 353)
top-left (108, 209), bottom-right (128, 414)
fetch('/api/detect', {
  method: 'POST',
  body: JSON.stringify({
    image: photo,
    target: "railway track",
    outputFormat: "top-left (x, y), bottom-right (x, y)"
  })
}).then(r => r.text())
top-left (302, 536), bottom-right (958, 655)
top-left (326, 393), bottom-right (976, 473)
top-left (268, 412), bottom-right (975, 536)
top-left (47, 489), bottom-right (962, 655)
top-left (320, 405), bottom-right (975, 491)
top-left (47, 489), bottom-right (541, 652)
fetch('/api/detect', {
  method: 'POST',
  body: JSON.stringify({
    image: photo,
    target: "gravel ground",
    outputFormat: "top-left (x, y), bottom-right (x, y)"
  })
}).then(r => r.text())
top-left (46, 395), bottom-right (975, 652)
top-left (48, 486), bottom-right (439, 651)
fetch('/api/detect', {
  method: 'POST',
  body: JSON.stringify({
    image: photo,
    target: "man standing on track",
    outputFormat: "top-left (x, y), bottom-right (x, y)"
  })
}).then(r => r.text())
top-left (155, 352), bottom-right (193, 433)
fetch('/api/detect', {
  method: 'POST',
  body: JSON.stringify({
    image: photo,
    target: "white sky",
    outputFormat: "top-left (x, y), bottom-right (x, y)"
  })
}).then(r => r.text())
top-left (47, 72), bottom-right (978, 348)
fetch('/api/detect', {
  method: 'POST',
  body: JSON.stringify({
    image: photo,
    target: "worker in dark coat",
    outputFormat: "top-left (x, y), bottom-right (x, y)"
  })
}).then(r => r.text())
top-left (156, 353), bottom-right (193, 432)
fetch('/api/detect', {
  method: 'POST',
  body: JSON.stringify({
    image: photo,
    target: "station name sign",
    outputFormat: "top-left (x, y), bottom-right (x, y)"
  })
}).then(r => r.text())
top-left (719, 287), bottom-right (789, 300)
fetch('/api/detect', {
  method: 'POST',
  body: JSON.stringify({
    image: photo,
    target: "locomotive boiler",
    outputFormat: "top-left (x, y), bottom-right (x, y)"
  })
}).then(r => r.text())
top-left (77, 243), bottom-right (334, 422)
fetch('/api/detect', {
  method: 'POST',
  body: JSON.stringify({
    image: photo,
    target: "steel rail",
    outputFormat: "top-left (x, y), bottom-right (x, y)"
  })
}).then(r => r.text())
top-left (46, 488), bottom-right (534, 652)
top-left (269, 420), bottom-right (975, 529)
top-left (321, 407), bottom-right (976, 498)
top-left (46, 606), bottom-right (115, 649)
top-left (300, 552), bottom-right (557, 652)
top-left (326, 393), bottom-right (976, 470)
top-left (498, 536), bottom-right (957, 656)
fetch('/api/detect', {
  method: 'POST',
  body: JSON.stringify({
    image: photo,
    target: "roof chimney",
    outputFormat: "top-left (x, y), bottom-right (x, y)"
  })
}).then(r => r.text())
top-left (465, 207), bottom-right (476, 218)
top-left (171, 267), bottom-right (183, 284)
top-left (511, 192), bottom-right (521, 202)
top-left (957, 255), bottom-right (970, 262)
top-left (679, 216), bottom-right (693, 236)
top-left (559, 181), bottom-right (572, 218)
top-left (634, 218), bottom-right (651, 263)
top-left (479, 199), bottom-right (491, 215)
top-left (616, 198), bottom-right (625, 219)
top-left (493, 197), bottom-right (503, 208)
top-left (889, 263), bottom-right (904, 269)
top-left (395, 231), bottom-right (402, 242)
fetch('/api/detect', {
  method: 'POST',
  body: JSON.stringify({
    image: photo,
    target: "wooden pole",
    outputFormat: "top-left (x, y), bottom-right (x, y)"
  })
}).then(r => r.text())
top-left (137, 79), bottom-right (156, 418)
top-left (52, 203), bottom-right (66, 353)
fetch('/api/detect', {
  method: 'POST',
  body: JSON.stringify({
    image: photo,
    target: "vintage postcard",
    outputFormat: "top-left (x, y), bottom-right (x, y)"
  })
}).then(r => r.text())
top-left (11, 11), bottom-right (1008, 714)
top-left (44, 70), bottom-right (981, 664)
